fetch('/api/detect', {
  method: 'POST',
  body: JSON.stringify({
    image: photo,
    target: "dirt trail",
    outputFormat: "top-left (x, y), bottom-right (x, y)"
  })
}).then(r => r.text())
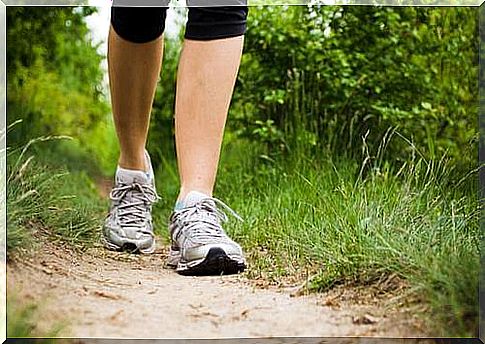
top-left (8, 240), bottom-right (425, 339)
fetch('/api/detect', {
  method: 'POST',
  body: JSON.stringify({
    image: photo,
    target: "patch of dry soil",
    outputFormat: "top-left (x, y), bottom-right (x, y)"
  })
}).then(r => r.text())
top-left (7, 240), bottom-right (426, 339)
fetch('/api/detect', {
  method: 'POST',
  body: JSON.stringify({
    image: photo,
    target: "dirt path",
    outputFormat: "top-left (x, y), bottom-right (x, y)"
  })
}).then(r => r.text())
top-left (8, 240), bottom-right (426, 339)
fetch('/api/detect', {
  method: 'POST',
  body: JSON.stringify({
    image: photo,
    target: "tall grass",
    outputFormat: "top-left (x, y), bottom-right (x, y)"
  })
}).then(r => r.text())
top-left (154, 133), bottom-right (478, 337)
top-left (5, 110), bottom-right (477, 337)
top-left (7, 134), bottom-right (106, 257)
top-left (220, 60), bottom-right (478, 335)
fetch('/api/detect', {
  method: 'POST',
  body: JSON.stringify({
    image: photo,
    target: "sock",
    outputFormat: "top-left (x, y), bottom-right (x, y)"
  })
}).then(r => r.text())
top-left (116, 166), bottom-right (152, 184)
top-left (116, 150), bottom-right (154, 183)
top-left (175, 190), bottom-right (210, 210)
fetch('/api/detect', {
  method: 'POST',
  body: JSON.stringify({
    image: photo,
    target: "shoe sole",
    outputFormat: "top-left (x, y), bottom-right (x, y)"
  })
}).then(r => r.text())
top-left (176, 247), bottom-right (246, 276)
top-left (102, 236), bottom-right (156, 254)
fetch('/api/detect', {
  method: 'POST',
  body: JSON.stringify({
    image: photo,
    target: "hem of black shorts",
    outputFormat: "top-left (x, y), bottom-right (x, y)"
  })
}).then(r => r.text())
top-left (184, 24), bottom-right (246, 41)
top-left (184, 32), bottom-right (246, 41)
top-left (111, 23), bottom-right (164, 44)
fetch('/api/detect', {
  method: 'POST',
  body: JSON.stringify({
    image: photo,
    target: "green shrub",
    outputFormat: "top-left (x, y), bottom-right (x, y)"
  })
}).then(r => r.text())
top-left (232, 6), bottom-right (478, 164)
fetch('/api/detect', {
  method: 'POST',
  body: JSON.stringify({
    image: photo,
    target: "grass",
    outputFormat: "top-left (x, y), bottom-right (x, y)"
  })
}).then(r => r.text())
top-left (6, 131), bottom-right (479, 337)
top-left (6, 136), bottom-right (107, 339)
top-left (156, 137), bottom-right (479, 337)
top-left (7, 292), bottom-right (65, 340)
top-left (6, 136), bottom-right (107, 257)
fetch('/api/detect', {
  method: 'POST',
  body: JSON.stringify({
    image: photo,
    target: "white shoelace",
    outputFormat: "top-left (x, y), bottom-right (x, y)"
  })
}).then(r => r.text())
top-left (109, 183), bottom-right (159, 229)
top-left (172, 197), bottom-right (243, 245)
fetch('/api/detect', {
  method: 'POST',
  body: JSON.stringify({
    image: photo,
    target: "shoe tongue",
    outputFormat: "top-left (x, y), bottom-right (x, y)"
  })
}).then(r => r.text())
top-left (180, 191), bottom-right (211, 208)
top-left (116, 167), bottom-right (151, 185)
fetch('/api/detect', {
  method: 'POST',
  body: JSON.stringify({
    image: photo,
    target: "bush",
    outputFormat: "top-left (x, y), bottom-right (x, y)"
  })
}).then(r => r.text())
top-left (232, 6), bottom-right (478, 164)
top-left (7, 7), bottom-right (111, 166)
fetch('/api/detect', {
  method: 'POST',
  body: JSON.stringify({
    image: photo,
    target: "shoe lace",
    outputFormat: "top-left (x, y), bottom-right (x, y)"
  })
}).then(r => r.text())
top-left (172, 197), bottom-right (243, 245)
top-left (109, 182), bottom-right (160, 228)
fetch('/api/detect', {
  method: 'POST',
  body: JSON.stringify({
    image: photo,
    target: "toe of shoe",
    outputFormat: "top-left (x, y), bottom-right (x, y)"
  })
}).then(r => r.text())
top-left (103, 225), bottom-right (154, 251)
top-left (183, 242), bottom-right (244, 263)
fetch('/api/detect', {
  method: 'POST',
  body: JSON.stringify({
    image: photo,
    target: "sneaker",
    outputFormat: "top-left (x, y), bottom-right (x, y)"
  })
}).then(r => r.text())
top-left (103, 151), bottom-right (159, 254)
top-left (167, 191), bottom-right (246, 275)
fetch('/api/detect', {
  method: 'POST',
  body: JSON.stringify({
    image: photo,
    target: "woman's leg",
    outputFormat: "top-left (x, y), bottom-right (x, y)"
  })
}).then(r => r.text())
top-left (175, 5), bottom-right (248, 200)
top-left (175, 35), bottom-right (244, 200)
top-left (168, 6), bottom-right (248, 275)
top-left (103, 6), bottom-right (166, 254)
top-left (109, 7), bottom-right (166, 171)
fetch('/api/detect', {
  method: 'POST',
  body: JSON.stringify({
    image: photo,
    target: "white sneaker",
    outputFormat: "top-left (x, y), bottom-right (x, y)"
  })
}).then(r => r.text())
top-left (168, 191), bottom-right (246, 275)
top-left (103, 151), bottom-right (159, 254)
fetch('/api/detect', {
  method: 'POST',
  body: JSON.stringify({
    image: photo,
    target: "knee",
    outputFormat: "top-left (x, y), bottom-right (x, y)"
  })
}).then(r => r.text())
top-left (111, 5), bottom-right (168, 43)
top-left (185, 5), bottom-right (249, 41)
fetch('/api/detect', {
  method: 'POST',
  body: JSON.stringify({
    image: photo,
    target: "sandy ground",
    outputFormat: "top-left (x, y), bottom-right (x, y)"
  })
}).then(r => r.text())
top-left (7, 240), bottom-right (429, 340)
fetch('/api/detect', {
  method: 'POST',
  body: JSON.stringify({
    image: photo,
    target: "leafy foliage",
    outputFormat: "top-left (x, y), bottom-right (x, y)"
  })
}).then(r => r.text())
top-left (232, 6), bottom-right (478, 164)
top-left (7, 7), bottom-right (109, 152)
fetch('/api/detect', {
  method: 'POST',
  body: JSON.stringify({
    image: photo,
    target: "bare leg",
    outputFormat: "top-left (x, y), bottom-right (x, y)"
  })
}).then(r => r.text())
top-left (175, 36), bottom-right (244, 200)
top-left (108, 25), bottom-right (163, 171)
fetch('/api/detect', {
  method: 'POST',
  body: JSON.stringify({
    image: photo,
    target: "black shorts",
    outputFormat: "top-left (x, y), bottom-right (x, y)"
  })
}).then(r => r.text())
top-left (111, 0), bottom-right (249, 43)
